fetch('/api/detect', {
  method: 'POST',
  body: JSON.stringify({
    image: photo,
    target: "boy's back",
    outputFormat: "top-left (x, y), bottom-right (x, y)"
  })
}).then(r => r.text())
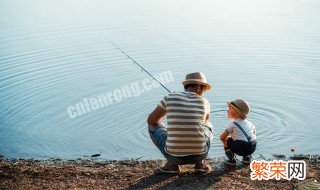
top-left (226, 119), bottom-right (256, 142)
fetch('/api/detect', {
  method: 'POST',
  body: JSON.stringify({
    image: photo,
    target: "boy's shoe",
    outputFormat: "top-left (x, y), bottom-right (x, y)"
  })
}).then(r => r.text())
top-left (159, 161), bottom-right (180, 174)
top-left (224, 147), bottom-right (235, 160)
top-left (194, 161), bottom-right (212, 173)
top-left (242, 156), bottom-right (251, 165)
top-left (224, 159), bottom-right (236, 166)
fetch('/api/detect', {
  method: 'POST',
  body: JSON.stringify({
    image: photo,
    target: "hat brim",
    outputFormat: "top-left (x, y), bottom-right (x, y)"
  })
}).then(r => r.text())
top-left (182, 81), bottom-right (211, 91)
top-left (226, 101), bottom-right (247, 119)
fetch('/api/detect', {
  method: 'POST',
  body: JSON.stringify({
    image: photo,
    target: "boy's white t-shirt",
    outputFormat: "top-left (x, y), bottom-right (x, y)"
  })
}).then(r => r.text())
top-left (226, 119), bottom-right (256, 142)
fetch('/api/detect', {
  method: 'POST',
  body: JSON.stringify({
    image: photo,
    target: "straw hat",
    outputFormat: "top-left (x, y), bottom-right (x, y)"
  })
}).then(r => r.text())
top-left (227, 99), bottom-right (250, 119)
top-left (182, 72), bottom-right (211, 91)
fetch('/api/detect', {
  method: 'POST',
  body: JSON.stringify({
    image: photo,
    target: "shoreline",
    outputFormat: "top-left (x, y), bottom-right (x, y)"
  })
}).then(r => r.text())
top-left (0, 155), bottom-right (319, 189)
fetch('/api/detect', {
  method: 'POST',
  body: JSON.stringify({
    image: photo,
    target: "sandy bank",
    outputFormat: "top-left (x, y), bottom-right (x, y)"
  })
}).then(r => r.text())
top-left (0, 156), bottom-right (319, 190)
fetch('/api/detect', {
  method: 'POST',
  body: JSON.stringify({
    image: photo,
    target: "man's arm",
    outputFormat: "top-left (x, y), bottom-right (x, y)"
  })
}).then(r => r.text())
top-left (147, 105), bottom-right (166, 125)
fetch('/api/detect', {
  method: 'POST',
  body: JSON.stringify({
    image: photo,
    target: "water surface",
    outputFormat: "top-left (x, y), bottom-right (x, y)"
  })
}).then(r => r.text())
top-left (0, 0), bottom-right (319, 160)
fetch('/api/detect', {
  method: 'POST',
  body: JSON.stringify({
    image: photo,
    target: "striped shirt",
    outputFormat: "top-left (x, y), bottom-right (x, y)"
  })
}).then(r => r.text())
top-left (158, 91), bottom-right (210, 156)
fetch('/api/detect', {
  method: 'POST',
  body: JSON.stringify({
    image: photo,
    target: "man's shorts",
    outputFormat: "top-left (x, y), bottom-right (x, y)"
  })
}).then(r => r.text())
top-left (148, 123), bottom-right (211, 165)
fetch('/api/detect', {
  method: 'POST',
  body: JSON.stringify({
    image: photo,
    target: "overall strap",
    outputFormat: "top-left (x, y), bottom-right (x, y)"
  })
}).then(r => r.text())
top-left (233, 122), bottom-right (252, 142)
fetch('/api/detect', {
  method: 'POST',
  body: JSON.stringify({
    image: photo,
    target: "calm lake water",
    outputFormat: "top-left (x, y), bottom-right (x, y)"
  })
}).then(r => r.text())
top-left (0, 0), bottom-right (319, 160)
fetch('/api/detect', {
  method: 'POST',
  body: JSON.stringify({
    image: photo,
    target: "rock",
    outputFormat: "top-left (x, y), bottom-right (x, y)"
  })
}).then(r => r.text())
top-left (91, 154), bottom-right (101, 158)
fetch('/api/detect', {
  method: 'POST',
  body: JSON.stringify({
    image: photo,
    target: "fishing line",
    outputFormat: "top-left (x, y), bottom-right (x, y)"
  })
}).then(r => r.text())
top-left (108, 40), bottom-right (171, 93)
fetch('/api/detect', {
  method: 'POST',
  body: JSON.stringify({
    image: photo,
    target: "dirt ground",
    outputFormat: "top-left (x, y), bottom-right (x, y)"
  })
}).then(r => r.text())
top-left (0, 156), bottom-right (319, 190)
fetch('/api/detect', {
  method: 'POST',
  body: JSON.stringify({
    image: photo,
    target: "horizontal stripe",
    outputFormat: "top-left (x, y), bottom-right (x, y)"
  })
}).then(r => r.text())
top-left (167, 142), bottom-right (206, 145)
top-left (166, 146), bottom-right (206, 149)
top-left (167, 103), bottom-right (204, 109)
top-left (168, 108), bottom-right (204, 113)
top-left (167, 138), bottom-right (205, 142)
top-left (168, 94), bottom-right (200, 99)
top-left (167, 148), bottom-right (206, 152)
top-left (160, 100), bottom-right (166, 106)
top-left (167, 140), bottom-right (205, 144)
top-left (166, 109), bottom-right (205, 114)
top-left (167, 112), bottom-right (204, 117)
top-left (166, 151), bottom-right (204, 156)
top-left (168, 121), bottom-right (202, 125)
top-left (168, 118), bottom-right (204, 123)
top-left (167, 131), bottom-right (205, 135)
top-left (158, 103), bottom-right (165, 110)
top-left (167, 125), bottom-right (205, 129)
top-left (167, 134), bottom-right (204, 138)
top-left (167, 106), bottom-right (205, 112)
top-left (167, 115), bottom-right (204, 120)
top-left (167, 98), bottom-right (204, 104)
top-left (168, 97), bottom-right (203, 102)
top-left (167, 136), bottom-right (204, 141)
top-left (167, 141), bottom-right (206, 146)
top-left (167, 101), bottom-right (204, 107)
top-left (167, 128), bottom-right (204, 132)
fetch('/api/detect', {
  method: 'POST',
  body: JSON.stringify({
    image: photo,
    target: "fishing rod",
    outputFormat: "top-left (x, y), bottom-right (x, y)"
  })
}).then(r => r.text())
top-left (108, 40), bottom-right (171, 93)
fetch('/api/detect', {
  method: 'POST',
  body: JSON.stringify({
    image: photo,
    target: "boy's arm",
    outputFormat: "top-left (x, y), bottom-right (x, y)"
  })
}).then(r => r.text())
top-left (204, 99), bottom-right (210, 123)
top-left (220, 130), bottom-right (230, 147)
top-left (205, 113), bottom-right (210, 123)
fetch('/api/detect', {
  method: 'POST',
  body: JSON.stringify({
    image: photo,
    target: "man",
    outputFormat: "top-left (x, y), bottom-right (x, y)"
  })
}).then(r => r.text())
top-left (147, 72), bottom-right (213, 173)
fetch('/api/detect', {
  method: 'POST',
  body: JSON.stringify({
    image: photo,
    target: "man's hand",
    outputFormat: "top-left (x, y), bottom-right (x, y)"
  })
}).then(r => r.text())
top-left (147, 106), bottom-right (166, 125)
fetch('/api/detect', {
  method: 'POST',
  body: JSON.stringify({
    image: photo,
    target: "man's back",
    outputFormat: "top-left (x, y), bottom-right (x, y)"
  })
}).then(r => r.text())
top-left (159, 91), bottom-right (208, 156)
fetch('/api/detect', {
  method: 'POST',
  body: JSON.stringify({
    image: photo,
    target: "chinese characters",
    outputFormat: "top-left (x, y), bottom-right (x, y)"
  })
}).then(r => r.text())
top-left (250, 160), bottom-right (306, 180)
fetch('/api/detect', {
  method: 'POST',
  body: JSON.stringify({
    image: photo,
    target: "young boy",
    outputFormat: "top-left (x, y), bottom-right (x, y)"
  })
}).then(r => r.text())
top-left (220, 99), bottom-right (257, 166)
